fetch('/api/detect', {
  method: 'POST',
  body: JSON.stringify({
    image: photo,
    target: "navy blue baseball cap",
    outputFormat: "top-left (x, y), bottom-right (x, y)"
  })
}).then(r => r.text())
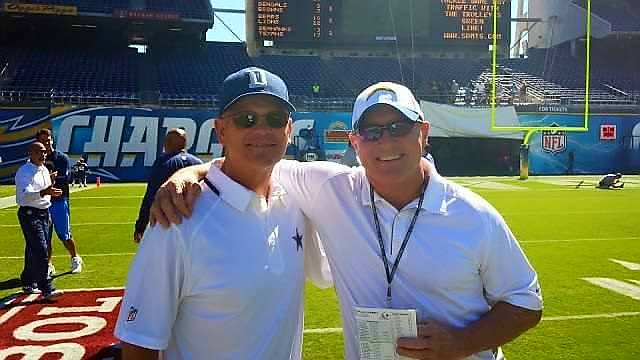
top-left (220, 67), bottom-right (296, 113)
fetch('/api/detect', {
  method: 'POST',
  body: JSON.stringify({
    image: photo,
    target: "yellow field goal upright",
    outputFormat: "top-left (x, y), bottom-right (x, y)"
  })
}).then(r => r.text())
top-left (490, 0), bottom-right (592, 179)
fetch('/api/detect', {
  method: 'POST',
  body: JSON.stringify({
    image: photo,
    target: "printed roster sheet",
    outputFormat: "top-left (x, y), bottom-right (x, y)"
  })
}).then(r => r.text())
top-left (354, 306), bottom-right (418, 360)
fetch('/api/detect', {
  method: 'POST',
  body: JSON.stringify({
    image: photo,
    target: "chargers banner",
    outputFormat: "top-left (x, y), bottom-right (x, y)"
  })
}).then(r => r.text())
top-left (2, 106), bottom-right (638, 181)
top-left (48, 106), bottom-right (220, 181)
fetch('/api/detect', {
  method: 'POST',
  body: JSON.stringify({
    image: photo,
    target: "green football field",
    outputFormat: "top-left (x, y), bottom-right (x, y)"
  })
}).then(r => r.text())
top-left (1, 176), bottom-right (639, 359)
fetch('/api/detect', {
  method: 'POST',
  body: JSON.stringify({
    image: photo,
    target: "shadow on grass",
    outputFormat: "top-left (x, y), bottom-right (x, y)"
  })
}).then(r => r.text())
top-left (1, 293), bottom-right (65, 308)
top-left (51, 270), bottom-right (73, 280)
top-left (0, 270), bottom-right (72, 291)
top-left (0, 272), bottom-right (73, 306)
top-left (0, 277), bottom-right (21, 291)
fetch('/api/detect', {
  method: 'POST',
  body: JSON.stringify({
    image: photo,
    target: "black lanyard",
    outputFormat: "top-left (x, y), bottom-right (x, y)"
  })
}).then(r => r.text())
top-left (203, 177), bottom-right (220, 195)
top-left (370, 177), bottom-right (428, 307)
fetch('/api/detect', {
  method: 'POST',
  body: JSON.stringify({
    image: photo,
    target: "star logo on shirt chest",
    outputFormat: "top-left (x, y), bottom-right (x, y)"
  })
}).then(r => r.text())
top-left (292, 228), bottom-right (303, 252)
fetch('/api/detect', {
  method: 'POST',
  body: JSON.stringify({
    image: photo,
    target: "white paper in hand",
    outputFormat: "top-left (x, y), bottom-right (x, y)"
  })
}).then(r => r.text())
top-left (354, 306), bottom-right (417, 360)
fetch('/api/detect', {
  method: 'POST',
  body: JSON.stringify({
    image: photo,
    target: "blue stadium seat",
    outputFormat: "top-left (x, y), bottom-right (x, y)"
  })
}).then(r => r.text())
top-left (573, 0), bottom-right (640, 32)
top-left (2, 40), bottom-right (638, 106)
top-left (0, 46), bottom-right (139, 99)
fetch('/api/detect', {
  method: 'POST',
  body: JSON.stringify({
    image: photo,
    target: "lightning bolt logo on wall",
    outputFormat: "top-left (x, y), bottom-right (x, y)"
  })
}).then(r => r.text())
top-left (0, 107), bottom-right (52, 182)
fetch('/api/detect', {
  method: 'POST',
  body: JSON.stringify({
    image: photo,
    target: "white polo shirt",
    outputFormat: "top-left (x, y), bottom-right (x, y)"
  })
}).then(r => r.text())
top-left (115, 164), bottom-right (330, 360)
top-left (15, 161), bottom-right (52, 209)
top-left (274, 160), bottom-right (543, 360)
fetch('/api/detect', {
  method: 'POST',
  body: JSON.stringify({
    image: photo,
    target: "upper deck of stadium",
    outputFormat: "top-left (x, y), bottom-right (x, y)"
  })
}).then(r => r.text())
top-left (0, 0), bottom-right (638, 109)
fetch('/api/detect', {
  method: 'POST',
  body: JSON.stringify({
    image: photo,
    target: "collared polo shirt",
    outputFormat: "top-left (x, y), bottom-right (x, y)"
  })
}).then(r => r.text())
top-left (15, 161), bottom-right (52, 209)
top-left (274, 160), bottom-right (543, 360)
top-left (115, 164), bottom-right (330, 360)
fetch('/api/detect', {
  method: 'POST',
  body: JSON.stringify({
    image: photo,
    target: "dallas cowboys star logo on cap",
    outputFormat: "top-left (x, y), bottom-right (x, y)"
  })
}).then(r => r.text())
top-left (292, 228), bottom-right (303, 252)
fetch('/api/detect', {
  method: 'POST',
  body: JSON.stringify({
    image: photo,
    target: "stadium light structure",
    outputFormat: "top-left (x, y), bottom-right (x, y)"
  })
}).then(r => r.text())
top-left (212, 8), bottom-right (246, 43)
top-left (490, 0), bottom-right (591, 179)
top-left (212, 8), bottom-right (245, 14)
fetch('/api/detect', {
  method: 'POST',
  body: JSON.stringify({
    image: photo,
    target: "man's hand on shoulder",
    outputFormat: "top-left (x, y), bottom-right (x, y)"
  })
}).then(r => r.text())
top-left (149, 163), bottom-right (209, 228)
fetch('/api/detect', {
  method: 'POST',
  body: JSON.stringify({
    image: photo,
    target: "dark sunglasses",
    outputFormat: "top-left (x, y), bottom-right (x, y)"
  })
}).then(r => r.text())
top-left (356, 121), bottom-right (417, 142)
top-left (230, 111), bottom-right (289, 129)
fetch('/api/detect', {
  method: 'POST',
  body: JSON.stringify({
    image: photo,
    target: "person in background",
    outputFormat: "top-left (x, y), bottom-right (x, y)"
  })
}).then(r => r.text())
top-left (15, 142), bottom-right (63, 299)
top-left (450, 79), bottom-right (459, 104)
top-left (70, 160), bottom-right (79, 187)
top-left (340, 139), bottom-right (361, 167)
top-left (36, 128), bottom-right (83, 275)
top-left (133, 128), bottom-right (202, 242)
top-left (76, 157), bottom-right (88, 187)
top-left (597, 173), bottom-right (624, 189)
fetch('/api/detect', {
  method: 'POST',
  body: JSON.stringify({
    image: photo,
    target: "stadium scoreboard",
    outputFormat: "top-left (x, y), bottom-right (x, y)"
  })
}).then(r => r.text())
top-left (247, 0), bottom-right (510, 50)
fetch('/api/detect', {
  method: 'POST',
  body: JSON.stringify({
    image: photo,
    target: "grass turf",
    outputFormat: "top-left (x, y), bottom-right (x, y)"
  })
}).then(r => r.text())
top-left (1, 177), bottom-right (639, 359)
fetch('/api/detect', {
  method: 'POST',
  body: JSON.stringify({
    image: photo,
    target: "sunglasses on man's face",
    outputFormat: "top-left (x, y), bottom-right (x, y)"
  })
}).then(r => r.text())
top-left (356, 120), bottom-right (417, 142)
top-left (230, 111), bottom-right (289, 129)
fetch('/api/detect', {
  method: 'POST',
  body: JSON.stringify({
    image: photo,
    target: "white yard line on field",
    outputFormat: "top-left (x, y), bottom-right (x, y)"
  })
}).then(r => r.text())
top-left (520, 236), bottom-right (640, 244)
top-left (0, 252), bottom-right (136, 260)
top-left (0, 222), bottom-right (135, 228)
top-left (0, 186), bottom-right (95, 209)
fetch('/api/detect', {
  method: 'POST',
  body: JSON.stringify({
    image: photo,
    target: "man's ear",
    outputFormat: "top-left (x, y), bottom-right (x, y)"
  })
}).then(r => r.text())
top-left (286, 118), bottom-right (293, 143)
top-left (419, 121), bottom-right (430, 145)
top-left (214, 118), bottom-right (226, 146)
top-left (348, 133), bottom-right (360, 153)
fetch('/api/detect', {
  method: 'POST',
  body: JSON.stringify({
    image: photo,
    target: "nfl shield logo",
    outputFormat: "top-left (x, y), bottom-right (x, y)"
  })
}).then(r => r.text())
top-left (127, 306), bottom-right (138, 322)
top-left (541, 124), bottom-right (567, 153)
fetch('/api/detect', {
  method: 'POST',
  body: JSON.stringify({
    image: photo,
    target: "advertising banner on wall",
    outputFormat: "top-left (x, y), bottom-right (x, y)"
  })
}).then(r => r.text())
top-left (1, 107), bottom-right (355, 182)
top-left (48, 106), bottom-right (220, 181)
top-left (519, 114), bottom-right (640, 175)
top-left (293, 112), bottom-right (352, 163)
top-left (2, 106), bottom-right (638, 181)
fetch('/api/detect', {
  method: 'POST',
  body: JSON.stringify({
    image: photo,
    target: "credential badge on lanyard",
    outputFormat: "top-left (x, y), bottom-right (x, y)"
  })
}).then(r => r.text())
top-left (248, 69), bottom-right (268, 89)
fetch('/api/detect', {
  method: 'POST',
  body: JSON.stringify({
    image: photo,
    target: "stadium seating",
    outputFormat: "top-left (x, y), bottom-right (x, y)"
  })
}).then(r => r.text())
top-left (2, 39), bottom-right (639, 107)
top-left (0, 46), bottom-right (139, 103)
top-left (573, 0), bottom-right (640, 32)
top-left (503, 40), bottom-right (639, 104)
top-left (154, 42), bottom-right (252, 106)
top-left (256, 55), bottom-right (351, 97)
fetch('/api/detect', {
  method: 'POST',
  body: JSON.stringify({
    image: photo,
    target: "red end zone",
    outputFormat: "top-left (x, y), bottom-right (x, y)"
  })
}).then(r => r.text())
top-left (0, 288), bottom-right (124, 359)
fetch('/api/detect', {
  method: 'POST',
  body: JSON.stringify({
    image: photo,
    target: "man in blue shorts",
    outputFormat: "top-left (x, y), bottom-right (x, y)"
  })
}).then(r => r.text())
top-left (37, 128), bottom-right (83, 274)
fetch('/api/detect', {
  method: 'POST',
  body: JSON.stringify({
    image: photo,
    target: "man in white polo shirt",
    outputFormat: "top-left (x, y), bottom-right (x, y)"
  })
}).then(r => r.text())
top-left (15, 142), bottom-right (63, 299)
top-left (152, 82), bottom-right (543, 360)
top-left (114, 67), bottom-right (330, 360)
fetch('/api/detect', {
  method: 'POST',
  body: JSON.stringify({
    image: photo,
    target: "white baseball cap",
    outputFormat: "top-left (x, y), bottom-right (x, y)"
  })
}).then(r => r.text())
top-left (351, 82), bottom-right (425, 129)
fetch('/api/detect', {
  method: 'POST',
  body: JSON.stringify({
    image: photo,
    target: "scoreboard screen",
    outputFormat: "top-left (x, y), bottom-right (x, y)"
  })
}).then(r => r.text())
top-left (250, 0), bottom-right (510, 50)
